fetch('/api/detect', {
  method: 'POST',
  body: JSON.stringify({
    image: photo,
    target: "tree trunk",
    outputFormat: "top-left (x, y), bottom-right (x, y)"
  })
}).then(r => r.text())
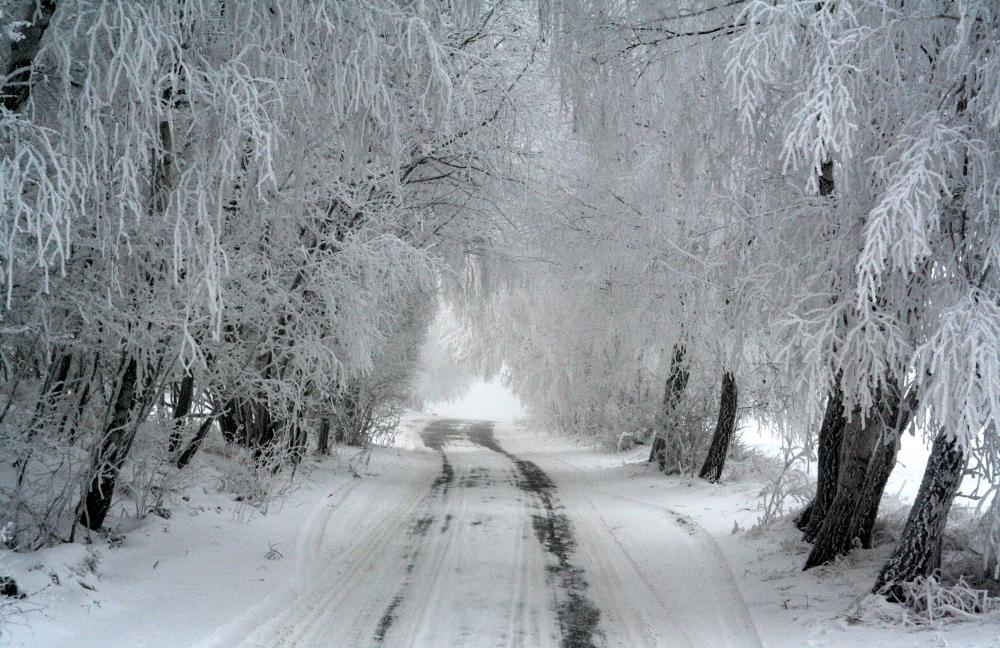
top-left (848, 432), bottom-right (900, 549)
top-left (317, 418), bottom-right (331, 455)
top-left (803, 411), bottom-right (876, 567)
top-left (872, 80), bottom-right (971, 599)
top-left (698, 371), bottom-right (738, 482)
top-left (218, 399), bottom-right (240, 445)
top-left (873, 432), bottom-right (966, 600)
top-left (244, 399), bottom-right (281, 465)
top-left (61, 353), bottom-right (99, 442)
top-left (47, 353), bottom-right (73, 399)
top-left (649, 344), bottom-right (689, 471)
top-left (648, 436), bottom-right (665, 466)
top-left (80, 356), bottom-right (140, 531)
top-left (176, 416), bottom-right (215, 469)
top-left (848, 388), bottom-right (917, 549)
top-left (167, 370), bottom-right (194, 454)
top-left (17, 352), bottom-right (74, 487)
top-left (797, 384), bottom-right (847, 536)
top-left (805, 388), bottom-right (901, 568)
top-left (287, 423), bottom-right (307, 464)
top-left (2, 0), bottom-right (57, 112)
top-left (27, 352), bottom-right (72, 433)
top-left (818, 158), bottom-right (835, 196)
top-left (796, 155), bottom-right (838, 531)
top-left (220, 396), bottom-right (276, 452)
top-left (334, 385), bottom-right (362, 446)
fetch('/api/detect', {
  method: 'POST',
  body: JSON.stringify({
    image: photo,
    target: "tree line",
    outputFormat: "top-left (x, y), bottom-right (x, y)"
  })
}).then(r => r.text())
top-left (0, 0), bottom-right (529, 549)
top-left (454, 0), bottom-right (1000, 602)
top-left (1, 0), bottom-right (998, 611)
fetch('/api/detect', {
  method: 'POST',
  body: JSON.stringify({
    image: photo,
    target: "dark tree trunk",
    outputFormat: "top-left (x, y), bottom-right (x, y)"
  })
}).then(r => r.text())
top-left (48, 353), bottom-right (73, 399)
top-left (334, 385), bottom-right (362, 446)
top-left (797, 384), bottom-right (847, 536)
top-left (872, 81), bottom-right (971, 599)
top-left (649, 345), bottom-right (689, 471)
top-left (61, 353), bottom-right (99, 441)
top-left (334, 414), bottom-right (347, 444)
top-left (219, 400), bottom-right (240, 445)
top-left (873, 433), bottom-right (966, 601)
top-left (27, 352), bottom-right (72, 432)
top-left (803, 411), bottom-right (876, 567)
top-left (63, 381), bottom-right (90, 443)
top-left (648, 437), bottom-right (665, 466)
top-left (80, 356), bottom-right (140, 531)
top-left (797, 155), bottom-right (839, 530)
top-left (243, 399), bottom-right (281, 466)
top-left (176, 416), bottom-right (215, 469)
top-left (287, 423), bottom-right (307, 464)
top-left (167, 370), bottom-right (194, 453)
top-left (849, 433), bottom-right (900, 549)
top-left (698, 371), bottom-right (738, 482)
top-left (220, 396), bottom-right (277, 452)
top-left (17, 352), bottom-right (74, 487)
top-left (2, 0), bottom-right (57, 112)
top-left (818, 158), bottom-right (835, 196)
top-left (848, 388), bottom-right (918, 549)
top-left (317, 418), bottom-right (331, 455)
top-left (805, 388), bottom-right (902, 568)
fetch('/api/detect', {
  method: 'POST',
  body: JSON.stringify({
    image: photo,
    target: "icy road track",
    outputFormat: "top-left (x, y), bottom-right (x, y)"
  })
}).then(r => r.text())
top-left (219, 420), bottom-right (761, 648)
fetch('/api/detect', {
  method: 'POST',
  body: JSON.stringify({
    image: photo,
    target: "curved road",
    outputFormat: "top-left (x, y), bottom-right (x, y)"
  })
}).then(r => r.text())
top-left (230, 419), bottom-right (761, 648)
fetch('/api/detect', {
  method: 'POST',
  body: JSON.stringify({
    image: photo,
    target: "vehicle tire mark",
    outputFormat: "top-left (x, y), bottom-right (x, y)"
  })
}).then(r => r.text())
top-left (466, 421), bottom-right (603, 648)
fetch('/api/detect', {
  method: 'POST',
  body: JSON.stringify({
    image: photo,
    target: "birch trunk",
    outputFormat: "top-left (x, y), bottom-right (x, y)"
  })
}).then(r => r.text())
top-left (873, 433), bottom-right (966, 600)
top-left (649, 344), bottom-right (689, 471)
top-left (698, 371), bottom-right (738, 482)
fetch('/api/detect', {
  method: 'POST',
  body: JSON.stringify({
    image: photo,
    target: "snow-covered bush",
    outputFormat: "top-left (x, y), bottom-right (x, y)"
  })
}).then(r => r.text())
top-left (859, 576), bottom-right (1000, 626)
top-left (755, 443), bottom-right (813, 528)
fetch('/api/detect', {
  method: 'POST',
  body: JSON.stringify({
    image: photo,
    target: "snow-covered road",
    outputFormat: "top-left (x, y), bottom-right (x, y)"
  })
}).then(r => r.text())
top-left (210, 419), bottom-right (761, 648)
top-left (9, 416), bottom-right (995, 648)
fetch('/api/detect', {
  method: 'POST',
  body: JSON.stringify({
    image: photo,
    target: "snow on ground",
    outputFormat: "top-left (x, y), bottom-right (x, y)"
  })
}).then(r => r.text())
top-left (505, 425), bottom-right (1000, 647)
top-left (1, 442), bottom-right (371, 648)
top-left (3, 386), bottom-right (999, 648)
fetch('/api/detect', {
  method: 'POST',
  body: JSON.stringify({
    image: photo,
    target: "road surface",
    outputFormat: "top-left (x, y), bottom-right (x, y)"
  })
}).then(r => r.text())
top-left (232, 419), bottom-right (761, 648)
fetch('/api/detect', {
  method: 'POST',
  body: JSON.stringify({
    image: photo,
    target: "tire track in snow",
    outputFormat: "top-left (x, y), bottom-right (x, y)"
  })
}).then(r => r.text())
top-left (229, 420), bottom-right (760, 648)
top-left (467, 421), bottom-right (604, 648)
top-left (381, 418), bottom-right (557, 647)
top-left (191, 472), bottom-right (368, 648)
top-left (234, 451), bottom-right (437, 648)
top-left (372, 433), bottom-right (457, 645)
top-left (600, 491), bottom-right (762, 647)
top-left (533, 451), bottom-right (762, 648)
top-left (554, 482), bottom-right (695, 647)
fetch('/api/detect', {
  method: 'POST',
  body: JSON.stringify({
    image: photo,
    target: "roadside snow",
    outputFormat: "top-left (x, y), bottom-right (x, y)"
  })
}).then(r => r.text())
top-left (2, 444), bottom-right (366, 648)
top-left (506, 423), bottom-right (1000, 648)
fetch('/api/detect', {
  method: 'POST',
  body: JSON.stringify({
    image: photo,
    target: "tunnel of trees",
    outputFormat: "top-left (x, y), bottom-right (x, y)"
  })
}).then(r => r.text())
top-left (1, 0), bottom-right (999, 605)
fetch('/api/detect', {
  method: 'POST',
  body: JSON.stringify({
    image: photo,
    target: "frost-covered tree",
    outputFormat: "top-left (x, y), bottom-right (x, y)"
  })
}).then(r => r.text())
top-left (459, 0), bottom-right (762, 474)
top-left (3, 0), bottom-right (998, 612)
top-left (0, 0), bottom-right (534, 545)
top-left (729, 0), bottom-right (1000, 594)
top-left (451, 0), bottom-right (1000, 601)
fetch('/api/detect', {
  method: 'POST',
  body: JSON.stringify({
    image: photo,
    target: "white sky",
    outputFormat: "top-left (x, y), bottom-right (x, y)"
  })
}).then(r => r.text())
top-left (423, 378), bottom-right (525, 422)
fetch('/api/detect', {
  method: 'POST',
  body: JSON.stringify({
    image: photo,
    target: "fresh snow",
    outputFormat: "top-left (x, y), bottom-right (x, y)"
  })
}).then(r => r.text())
top-left (4, 411), bottom-right (999, 647)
